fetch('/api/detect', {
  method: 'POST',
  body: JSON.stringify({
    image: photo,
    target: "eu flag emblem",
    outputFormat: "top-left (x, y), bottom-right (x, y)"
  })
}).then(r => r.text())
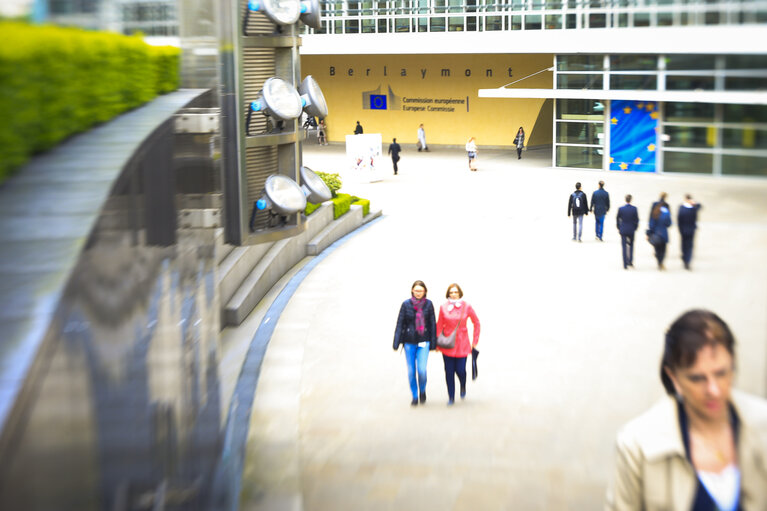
top-left (370, 94), bottom-right (387, 110)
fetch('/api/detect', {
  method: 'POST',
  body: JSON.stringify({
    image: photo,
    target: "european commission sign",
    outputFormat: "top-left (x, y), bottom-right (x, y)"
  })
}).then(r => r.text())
top-left (369, 94), bottom-right (387, 110)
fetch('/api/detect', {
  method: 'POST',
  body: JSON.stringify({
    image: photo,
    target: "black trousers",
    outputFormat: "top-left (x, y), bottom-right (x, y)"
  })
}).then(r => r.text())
top-left (442, 355), bottom-right (467, 401)
top-left (392, 155), bottom-right (399, 173)
top-left (516, 147), bottom-right (523, 159)
top-left (681, 234), bottom-right (695, 265)
top-left (654, 241), bottom-right (667, 266)
top-left (621, 233), bottom-right (634, 268)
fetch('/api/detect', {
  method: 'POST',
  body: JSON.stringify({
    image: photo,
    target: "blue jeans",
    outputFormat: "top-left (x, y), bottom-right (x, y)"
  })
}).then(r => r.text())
top-left (404, 343), bottom-right (429, 399)
top-left (572, 214), bottom-right (584, 240)
top-left (595, 215), bottom-right (605, 239)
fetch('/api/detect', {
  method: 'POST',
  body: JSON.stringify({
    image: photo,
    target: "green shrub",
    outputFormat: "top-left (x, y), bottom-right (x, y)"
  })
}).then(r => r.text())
top-left (332, 193), bottom-right (353, 219)
top-left (305, 202), bottom-right (322, 215)
top-left (315, 171), bottom-right (342, 198)
top-left (351, 198), bottom-right (370, 217)
top-left (0, 22), bottom-right (180, 183)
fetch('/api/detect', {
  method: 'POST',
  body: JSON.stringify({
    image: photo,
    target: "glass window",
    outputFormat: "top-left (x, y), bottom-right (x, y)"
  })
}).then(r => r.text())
top-left (362, 19), bottom-right (376, 32)
top-left (666, 102), bottom-right (715, 122)
top-left (556, 145), bottom-right (603, 169)
top-left (557, 55), bottom-right (603, 72)
top-left (486, 16), bottom-right (503, 30)
top-left (434, 0), bottom-right (446, 13)
top-left (665, 55), bottom-right (716, 71)
top-left (525, 14), bottom-right (542, 29)
top-left (634, 12), bottom-right (650, 27)
top-left (610, 74), bottom-right (657, 90)
top-left (722, 128), bottom-right (767, 149)
top-left (666, 75), bottom-right (716, 90)
top-left (510, 15), bottom-right (521, 30)
top-left (416, 17), bottom-right (428, 31)
top-left (345, 20), bottom-right (360, 32)
top-left (556, 121), bottom-right (604, 144)
top-left (723, 104), bottom-right (767, 123)
top-left (378, 18), bottom-right (388, 32)
top-left (430, 17), bottom-right (446, 30)
top-left (557, 99), bottom-right (605, 119)
top-left (726, 55), bottom-right (767, 69)
top-left (664, 126), bottom-right (715, 148)
top-left (615, 13), bottom-right (628, 27)
top-left (704, 11), bottom-right (720, 25)
top-left (545, 14), bottom-right (561, 29)
top-left (610, 55), bottom-right (657, 71)
top-left (663, 151), bottom-right (713, 174)
top-left (589, 13), bottom-right (606, 28)
top-left (725, 77), bottom-right (767, 91)
top-left (448, 16), bottom-right (464, 30)
top-left (658, 12), bottom-right (673, 26)
top-left (722, 155), bottom-right (767, 176)
top-left (557, 74), bottom-right (604, 89)
top-left (394, 18), bottom-right (409, 31)
top-left (566, 13), bottom-right (576, 28)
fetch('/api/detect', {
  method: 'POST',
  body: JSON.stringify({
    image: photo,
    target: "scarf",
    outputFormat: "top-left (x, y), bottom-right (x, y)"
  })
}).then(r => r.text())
top-left (410, 297), bottom-right (426, 335)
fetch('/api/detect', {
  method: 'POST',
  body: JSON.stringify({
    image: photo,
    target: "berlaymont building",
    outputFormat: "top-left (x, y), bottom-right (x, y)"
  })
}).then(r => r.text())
top-left (298, 0), bottom-right (767, 177)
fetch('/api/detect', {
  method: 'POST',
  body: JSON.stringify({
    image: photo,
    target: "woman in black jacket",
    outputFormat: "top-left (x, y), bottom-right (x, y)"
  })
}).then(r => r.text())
top-left (393, 280), bottom-right (437, 406)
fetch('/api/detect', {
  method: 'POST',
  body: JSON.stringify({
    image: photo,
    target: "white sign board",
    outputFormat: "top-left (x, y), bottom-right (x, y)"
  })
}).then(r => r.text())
top-left (345, 134), bottom-right (384, 183)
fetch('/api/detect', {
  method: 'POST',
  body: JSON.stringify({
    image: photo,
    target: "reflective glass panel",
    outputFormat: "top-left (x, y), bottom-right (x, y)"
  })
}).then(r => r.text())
top-left (557, 74), bottom-right (604, 89)
top-left (723, 104), bottom-right (767, 123)
top-left (666, 75), bottom-right (715, 90)
top-left (545, 14), bottom-right (561, 29)
top-left (725, 77), bottom-right (767, 91)
top-left (566, 13), bottom-right (577, 28)
top-left (722, 155), bottom-right (767, 176)
top-left (556, 145), bottom-right (603, 169)
top-left (663, 151), bottom-right (713, 174)
top-left (634, 12), bottom-right (650, 27)
top-left (665, 126), bottom-right (716, 148)
top-left (589, 13), bottom-right (606, 28)
top-left (610, 74), bottom-right (657, 90)
top-left (666, 102), bottom-right (715, 122)
top-left (557, 55), bottom-right (603, 71)
top-left (658, 12), bottom-right (673, 26)
top-left (665, 55), bottom-right (716, 70)
top-left (722, 128), bottom-right (767, 149)
top-left (486, 16), bottom-right (503, 30)
top-left (526, 14), bottom-right (542, 29)
top-left (610, 55), bottom-right (657, 71)
top-left (510, 15), bottom-right (521, 30)
top-left (448, 16), bottom-right (464, 30)
top-left (362, 19), bottom-right (375, 32)
top-left (556, 121), bottom-right (604, 144)
top-left (726, 55), bottom-right (767, 69)
top-left (557, 99), bottom-right (605, 120)
top-left (430, 17), bottom-right (445, 30)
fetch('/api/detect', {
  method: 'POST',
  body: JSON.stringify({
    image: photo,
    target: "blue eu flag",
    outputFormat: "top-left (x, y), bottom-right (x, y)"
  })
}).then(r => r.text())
top-left (369, 94), bottom-right (387, 110)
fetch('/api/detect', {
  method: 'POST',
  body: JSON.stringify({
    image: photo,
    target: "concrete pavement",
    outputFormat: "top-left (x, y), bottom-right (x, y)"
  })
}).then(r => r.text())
top-left (238, 144), bottom-right (767, 510)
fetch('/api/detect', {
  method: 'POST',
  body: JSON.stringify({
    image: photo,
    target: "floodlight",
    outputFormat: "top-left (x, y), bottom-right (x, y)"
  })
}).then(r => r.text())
top-left (246, 0), bottom-right (300, 25)
top-left (300, 166), bottom-right (331, 203)
top-left (246, 77), bottom-right (303, 135)
top-left (249, 174), bottom-right (307, 231)
top-left (298, 75), bottom-right (328, 119)
top-left (299, 0), bottom-right (321, 30)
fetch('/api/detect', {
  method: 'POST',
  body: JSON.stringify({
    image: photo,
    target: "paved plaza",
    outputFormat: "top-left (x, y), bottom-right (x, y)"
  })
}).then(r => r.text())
top-left (236, 144), bottom-right (767, 510)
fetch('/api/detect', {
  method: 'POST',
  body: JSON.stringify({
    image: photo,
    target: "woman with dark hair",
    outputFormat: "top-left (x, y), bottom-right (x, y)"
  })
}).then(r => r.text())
top-left (393, 280), bottom-right (437, 406)
top-left (513, 127), bottom-right (525, 159)
top-left (647, 199), bottom-right (672, 270)
top-left (436, 283), bottom-right (481, 406)
top-left (607, 310), bottom-right (767, 510)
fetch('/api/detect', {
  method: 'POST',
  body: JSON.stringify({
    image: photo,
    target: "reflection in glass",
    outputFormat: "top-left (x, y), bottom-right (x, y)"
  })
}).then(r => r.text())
top-left (545, 14), bottom-right (561, 29)
top-left (665, 102), bottom-right (715, 122)
top-left (557, 74), bottom-right (604, 89)
top-left (510, 15), bottom-right (521, 29)
top-left (722, 128), bottom-right (767, 149)
top-left (557, 99), bottom-right (605, 119)
top-left (557, 54), bottom-right (603, 71)
top-left (665, 126), bottom-right (715, 148)
top-left (556, 145), bottom-right (603, 169)
top-left (666, 75), bottom-right (715, 90)
top-left (726, 55), bottom-right (767, 69)
top-left (722, 155), bottom-right (767, 176)
top-left (525, 14), bottom-right (542, 29)
top-left (557, 121), bottom-right (603, 144)
top-left (725, 76), bottom-right (767, 91)
top-left (664, 151), bottom-right (713, 173)
top-left (610, 74), bottom-right (657, 90)
top-left (724, 104), bottom-right (767, 123)
top-left (666, 54), bottom-right (716, 70)
top-left (589, 13), bottom-right (606, 28)
top-left (610, 54), bottom-right (657, 71)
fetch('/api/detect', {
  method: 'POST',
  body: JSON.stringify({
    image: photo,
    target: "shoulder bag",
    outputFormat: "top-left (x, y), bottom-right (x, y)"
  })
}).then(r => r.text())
top-left (436, 304), bottom-right (468, 350)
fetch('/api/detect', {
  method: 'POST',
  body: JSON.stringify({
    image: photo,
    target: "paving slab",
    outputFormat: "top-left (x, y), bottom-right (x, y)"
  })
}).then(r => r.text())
top-left (241, 143), bottom-right (767, 510)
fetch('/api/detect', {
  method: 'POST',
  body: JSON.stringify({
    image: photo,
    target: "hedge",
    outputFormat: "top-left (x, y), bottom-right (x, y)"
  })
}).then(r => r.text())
top-left (0, 22), bottom-right (180, 182)
top-left (351, 197), bottom-right (370, 217)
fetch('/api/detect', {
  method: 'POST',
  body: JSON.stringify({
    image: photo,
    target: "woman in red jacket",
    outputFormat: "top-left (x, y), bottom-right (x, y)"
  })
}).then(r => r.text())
top-left (437, 283), bottom-right (481, 406)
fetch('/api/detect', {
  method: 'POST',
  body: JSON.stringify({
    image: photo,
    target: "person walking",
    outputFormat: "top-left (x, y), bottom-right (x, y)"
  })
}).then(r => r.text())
top-left (616, 194), bottom-right (639, 269)
top-left (678, 194), bottom-right (702, 270)
top-left (417, 123), bottom-right (429, 151)
top-left (354, 121), bottom-right (363, 134)
top-left (568, 182), bottom-right (589, 242)
top-left (465, 137), bottom-right (478, 171)
top-left (513, 127), bottom-right (525, 159)
top-left (590, 180), bottom-right (611, 241)
top-left (436, 283), bottom-right (480, 406)
top-left (387, 138), bottom-right (402, 175)
top-left (647, 200), bottom-right (672, 270)
top-left (317, 119), bottom-right (327, 145)
top-left (606, 309), bottom-right (767, 510)
top-left (393, 280), bottom-right (437, 406)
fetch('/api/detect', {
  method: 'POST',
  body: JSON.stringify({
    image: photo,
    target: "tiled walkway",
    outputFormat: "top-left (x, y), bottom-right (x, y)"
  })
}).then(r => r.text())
top-left (239, 144), bottom-right (767, 510)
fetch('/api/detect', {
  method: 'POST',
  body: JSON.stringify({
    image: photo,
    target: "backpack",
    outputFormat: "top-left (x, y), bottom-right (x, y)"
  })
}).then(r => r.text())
top-left (572, 192), bottom-right (582, 211)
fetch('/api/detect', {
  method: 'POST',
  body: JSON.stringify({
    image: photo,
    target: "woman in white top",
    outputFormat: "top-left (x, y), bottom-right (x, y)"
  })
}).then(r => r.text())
top-left (606, 309), bottom-right (767, 510)
top-left (465, 137), bottom-right (477, 171)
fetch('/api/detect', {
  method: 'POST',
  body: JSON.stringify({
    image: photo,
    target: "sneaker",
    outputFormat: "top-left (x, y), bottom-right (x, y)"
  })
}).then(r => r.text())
top-left (460, 386), bottom-right (466, 399)
top-left (419, 392), bottom-right (426, 404)
top-left (411, 398), bottom-right (418, 406)
top-left (447, 399), bottom-right (455, 406)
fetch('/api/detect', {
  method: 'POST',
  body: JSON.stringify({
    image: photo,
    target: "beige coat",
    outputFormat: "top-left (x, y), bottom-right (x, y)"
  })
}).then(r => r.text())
top-left (606, 390), bottom-right (767, 511)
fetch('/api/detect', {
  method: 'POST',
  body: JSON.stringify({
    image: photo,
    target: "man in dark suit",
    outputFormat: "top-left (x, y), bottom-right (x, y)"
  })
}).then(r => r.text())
top-left (617, 194), bottom-right (639, 269)
top-left (590, 180), bottom-right (610, 241)
top-left (388, 138), bottom-right (402, 175)
top-left (678, 194), bottom-right (702, 270)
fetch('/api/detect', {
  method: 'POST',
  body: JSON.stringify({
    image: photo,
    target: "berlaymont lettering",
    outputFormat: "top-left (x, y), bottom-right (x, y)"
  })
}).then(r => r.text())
top-left (328, 65), bottom-right (513, 78)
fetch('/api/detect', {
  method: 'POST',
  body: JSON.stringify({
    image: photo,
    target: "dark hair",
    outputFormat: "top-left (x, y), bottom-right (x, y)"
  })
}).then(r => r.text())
top-left (445, 283), bottom-right (464, 299)
top-left (411, 280), bottom-right (427, 297)
top-left (393, 138), bottom-right (397, 142)
top-left (625, 194), bottom-right (632, 203)
top-left (660, 310), bottom-right (736, 394)
top-left (575, 182), bottom-right (581, 190)
top-left (598, 180), bottom-right (604, 188)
